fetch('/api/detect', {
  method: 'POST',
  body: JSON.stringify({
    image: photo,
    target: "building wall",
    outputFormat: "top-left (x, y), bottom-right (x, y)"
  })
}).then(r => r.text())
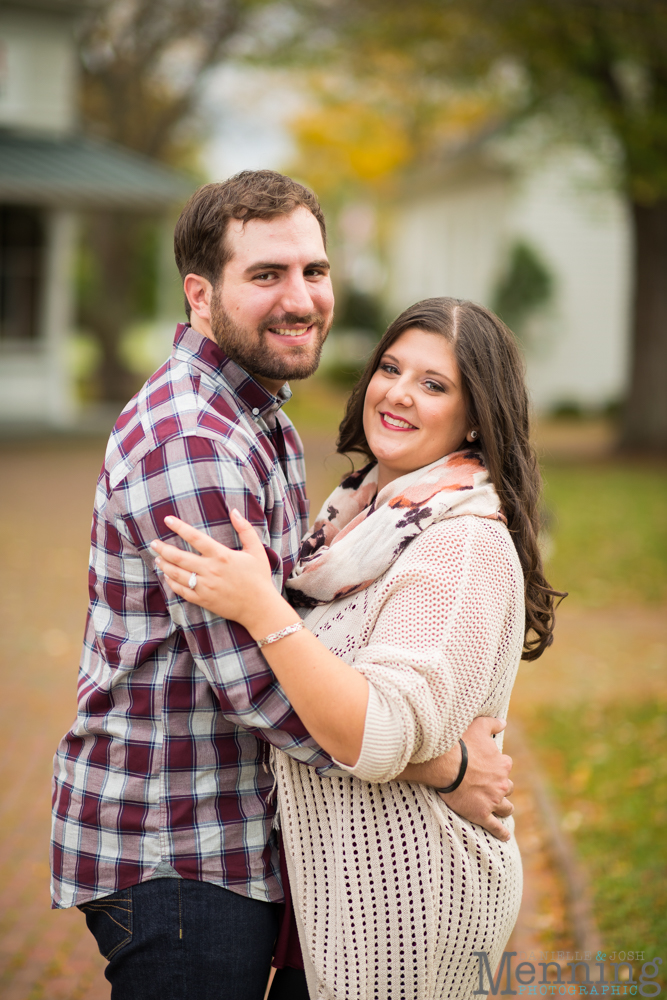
top-left (0, 7), bottom-right (77, 135)
top-left (386, 148), bottom-right (631, 412)
top-left (508, 151), bottom-right (631, 412)
top-left (388, 170), bottom-right (510, 312)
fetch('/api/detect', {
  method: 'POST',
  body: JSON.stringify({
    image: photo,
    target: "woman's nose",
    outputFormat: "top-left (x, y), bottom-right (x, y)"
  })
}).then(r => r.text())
top-left (385, 377), bottom-right (413, 408)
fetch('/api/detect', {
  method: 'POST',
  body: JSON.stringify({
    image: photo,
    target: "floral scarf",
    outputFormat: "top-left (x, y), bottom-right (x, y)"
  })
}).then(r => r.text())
top-left (286, 448), bottom-right (505, 608)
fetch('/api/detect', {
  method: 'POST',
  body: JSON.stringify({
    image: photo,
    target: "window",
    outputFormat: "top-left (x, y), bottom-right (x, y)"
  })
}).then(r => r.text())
top-left (0, 205), bottom-right (44, 342)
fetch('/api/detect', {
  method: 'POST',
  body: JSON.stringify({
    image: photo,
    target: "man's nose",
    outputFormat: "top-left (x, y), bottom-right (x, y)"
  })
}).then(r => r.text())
top-left (278, 273), bottom-right (315, 316)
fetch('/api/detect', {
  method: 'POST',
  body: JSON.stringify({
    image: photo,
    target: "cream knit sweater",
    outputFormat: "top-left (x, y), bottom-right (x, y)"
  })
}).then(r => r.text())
top-left (274, 514), bottom-right (525, 999)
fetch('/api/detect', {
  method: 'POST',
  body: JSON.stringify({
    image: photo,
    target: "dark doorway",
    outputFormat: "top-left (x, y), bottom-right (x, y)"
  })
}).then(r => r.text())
top-left (0, 205), bottom-right (45, 342)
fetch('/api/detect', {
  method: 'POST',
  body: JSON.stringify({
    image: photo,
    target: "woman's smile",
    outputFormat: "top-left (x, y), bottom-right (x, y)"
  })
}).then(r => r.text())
top-left (379, 410), bottom-right (418, 431)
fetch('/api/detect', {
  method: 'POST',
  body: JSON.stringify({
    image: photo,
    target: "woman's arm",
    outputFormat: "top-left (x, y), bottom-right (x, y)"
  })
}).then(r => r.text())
top-left (342, 516), bottom-right (523, 782)
top-left (152, 512), bottom-right (516, 839)
top-left (152, 511), bottom-right (369, 766)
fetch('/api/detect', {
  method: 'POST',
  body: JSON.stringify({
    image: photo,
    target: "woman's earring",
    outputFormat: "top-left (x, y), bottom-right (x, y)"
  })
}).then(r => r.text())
top-left (469, 430), bottom-right (478, 440)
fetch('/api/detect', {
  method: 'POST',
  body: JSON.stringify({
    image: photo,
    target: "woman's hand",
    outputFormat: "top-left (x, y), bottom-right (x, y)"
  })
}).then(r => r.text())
top-left (153, 511), bottom-right (369, 766)
top-left (151, 510), bottom-right (277, 630)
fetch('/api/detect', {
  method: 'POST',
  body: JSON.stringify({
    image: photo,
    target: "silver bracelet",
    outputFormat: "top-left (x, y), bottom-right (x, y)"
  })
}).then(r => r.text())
top-left (257, 621), bottom-right (306, 648)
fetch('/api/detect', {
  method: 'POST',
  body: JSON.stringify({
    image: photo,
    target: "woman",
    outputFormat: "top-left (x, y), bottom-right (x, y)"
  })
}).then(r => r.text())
top-left (152, 297), bottom-right (561, 999)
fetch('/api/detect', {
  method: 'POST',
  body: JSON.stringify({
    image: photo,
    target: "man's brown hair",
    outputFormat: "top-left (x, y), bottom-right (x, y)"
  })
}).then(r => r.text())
top-left (174, 170), bottom-right (327, 317)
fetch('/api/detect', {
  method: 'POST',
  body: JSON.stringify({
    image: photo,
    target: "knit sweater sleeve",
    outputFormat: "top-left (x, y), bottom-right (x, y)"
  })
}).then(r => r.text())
top-left (334, 515), bottom-right (524, 783)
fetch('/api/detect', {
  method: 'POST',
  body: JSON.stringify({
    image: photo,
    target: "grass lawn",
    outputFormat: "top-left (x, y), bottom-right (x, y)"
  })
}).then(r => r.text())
top-left (523, 700), bottom-right (667, 957)
top-left (532, 459), bottom-right (667, 959)
top-left (541, 462), bottom-right (667, 606)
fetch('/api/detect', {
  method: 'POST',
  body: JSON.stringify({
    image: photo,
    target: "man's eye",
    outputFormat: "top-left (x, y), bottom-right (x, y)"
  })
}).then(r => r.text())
top-left (254, 272), bottom-right (276, 281)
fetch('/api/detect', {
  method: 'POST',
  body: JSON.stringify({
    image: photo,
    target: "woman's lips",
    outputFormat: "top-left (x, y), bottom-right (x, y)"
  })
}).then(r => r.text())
top-left (379, 411), bottom-right (417, 431)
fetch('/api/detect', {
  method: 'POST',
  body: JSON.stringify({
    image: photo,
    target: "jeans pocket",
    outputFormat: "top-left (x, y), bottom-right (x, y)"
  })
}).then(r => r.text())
top-left (79, 887), bottom-right (133, 960)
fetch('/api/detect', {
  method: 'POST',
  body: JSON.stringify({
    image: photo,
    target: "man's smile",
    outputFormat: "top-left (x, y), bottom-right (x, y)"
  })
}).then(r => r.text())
top-left (267, 324), bottom-right (314, 339)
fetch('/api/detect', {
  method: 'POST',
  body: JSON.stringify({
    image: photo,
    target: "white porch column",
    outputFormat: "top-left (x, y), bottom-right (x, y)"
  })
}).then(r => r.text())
top-left (41, 207), bottom-right (78, 426)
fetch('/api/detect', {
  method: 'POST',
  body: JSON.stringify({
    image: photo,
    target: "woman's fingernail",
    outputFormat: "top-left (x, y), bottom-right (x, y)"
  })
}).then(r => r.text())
top-left (165, 515), bottom-right (175, 524)
top-left (155, 558), bottom-right (161, 567)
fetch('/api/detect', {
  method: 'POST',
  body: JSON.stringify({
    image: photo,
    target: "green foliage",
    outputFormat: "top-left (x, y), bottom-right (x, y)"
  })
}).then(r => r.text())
top-left (525, 700), bottom-right (667, 958)
top-left (474, 0), bottom-right (667, 204)
top-left (282, 377), bottom-right (351, 432)
top-left (492, 240), bottom-right (554, 336)
top-left (76, 216), bottom-right (160, 325)
top-left (321, 361), bottom-right (363, 391)
top-left (315, 0), bottom-right (667, 203)
top-left (336, 288), bottom-right (386, 335)
top-left (550, 401), bottom-right (586, 419)
top-left (542, 463), bottom-right (667, 605)
top-left (132, 222), bottom-right (161, 320)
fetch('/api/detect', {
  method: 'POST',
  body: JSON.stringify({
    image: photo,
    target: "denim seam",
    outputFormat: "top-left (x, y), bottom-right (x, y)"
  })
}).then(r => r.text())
top-left (79, 892), bottom-right (133, 960)
top-left (79, 903), bottom-right (131, 926)
top-left (104, 930), bottom-right (132, 960)
top-left (178, 881), bottom-right (183, 940)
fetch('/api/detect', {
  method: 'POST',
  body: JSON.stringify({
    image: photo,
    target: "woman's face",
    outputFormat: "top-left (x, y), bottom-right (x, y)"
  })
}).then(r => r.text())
top-left (363, 327), bottom-right (471, 492)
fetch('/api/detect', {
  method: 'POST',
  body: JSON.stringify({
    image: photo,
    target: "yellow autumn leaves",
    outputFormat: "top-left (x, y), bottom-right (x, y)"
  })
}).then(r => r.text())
top-left (287, 70), bottom-right (503, 200)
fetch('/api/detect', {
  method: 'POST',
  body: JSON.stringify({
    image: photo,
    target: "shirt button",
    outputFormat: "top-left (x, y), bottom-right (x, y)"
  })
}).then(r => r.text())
top-left (252, 407), bottom-right (260, 416)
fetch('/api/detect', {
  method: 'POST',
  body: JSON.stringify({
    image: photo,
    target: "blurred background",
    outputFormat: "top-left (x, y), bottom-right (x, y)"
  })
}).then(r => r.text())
top-left (0, 0), bottom-right (665, 995)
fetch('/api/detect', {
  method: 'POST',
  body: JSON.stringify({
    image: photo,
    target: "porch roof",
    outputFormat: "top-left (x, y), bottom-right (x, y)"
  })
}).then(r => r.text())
top-left (0, 130), bottom-right (193, 210)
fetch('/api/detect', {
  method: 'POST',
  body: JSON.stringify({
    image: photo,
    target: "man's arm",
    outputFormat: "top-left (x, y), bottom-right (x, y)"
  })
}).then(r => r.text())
top-left (398, 717), bottom-right (514, 842)
top-left (108, 434), bottom-right (333, 769)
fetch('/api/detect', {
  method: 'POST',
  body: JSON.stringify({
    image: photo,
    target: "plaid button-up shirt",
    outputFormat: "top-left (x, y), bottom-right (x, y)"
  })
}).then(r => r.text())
top-left (51, 324), bottom-right (332, 909)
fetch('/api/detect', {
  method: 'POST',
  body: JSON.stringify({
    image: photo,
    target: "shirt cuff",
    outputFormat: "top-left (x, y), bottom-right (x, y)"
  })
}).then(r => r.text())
top-left (332, 683), bottom-right (406, 782)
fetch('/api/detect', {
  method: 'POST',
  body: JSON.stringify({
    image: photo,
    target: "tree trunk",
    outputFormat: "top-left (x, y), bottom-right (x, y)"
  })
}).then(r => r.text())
top-left (80, 212), bottom-right (149, 403)
top-left (621, 201), bottom-right (667, 451)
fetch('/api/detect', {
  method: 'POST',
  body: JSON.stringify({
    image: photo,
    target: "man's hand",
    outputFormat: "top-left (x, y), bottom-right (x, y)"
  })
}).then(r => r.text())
top-left (398, 717), bottom-right (514, 842)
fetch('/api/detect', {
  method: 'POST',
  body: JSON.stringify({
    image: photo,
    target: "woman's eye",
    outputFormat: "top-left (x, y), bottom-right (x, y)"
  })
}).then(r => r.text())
top-left (424, 380), bottom-right (445, 392)
top-left (380, 363), bottom-right (399, 375)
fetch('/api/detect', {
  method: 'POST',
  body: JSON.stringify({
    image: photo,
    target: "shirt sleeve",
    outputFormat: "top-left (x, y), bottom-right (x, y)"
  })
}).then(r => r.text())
top-left (95, 432), bottom-right (334, 771)
top-left (334, 517), bottom-right (524, 782)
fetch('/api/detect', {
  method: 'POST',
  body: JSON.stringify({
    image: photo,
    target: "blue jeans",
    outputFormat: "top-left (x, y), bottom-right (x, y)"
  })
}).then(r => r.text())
top-left (80, 879), bottom-right (309, 999)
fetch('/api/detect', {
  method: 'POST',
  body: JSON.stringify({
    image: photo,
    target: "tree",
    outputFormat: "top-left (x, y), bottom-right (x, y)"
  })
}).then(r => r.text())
top-left (76, 0), bottom-right (263, 400)
top-left (469, 0), bottom-right (667, 449)
top-left (295, 0), bottom-right (667, 449)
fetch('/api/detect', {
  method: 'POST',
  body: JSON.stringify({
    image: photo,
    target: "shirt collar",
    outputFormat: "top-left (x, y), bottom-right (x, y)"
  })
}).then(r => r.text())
top-left (172, 323), bottom-right (291, 418)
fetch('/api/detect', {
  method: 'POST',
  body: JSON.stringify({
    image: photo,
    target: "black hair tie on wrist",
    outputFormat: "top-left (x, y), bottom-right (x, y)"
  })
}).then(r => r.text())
top-left (435, 738), bottom-right (468, 794)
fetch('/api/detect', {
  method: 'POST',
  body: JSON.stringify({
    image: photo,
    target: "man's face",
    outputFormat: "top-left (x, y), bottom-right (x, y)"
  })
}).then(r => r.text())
top-left (209, 207), bottom-right (334, 390)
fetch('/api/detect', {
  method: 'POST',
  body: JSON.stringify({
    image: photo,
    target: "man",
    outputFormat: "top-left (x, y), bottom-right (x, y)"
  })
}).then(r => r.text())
top-left (51, 170), bottom-right (513, 1000)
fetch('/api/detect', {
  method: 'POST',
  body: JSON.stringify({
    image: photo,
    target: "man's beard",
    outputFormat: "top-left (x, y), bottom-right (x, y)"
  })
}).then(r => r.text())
top-left (209, 295), bottom-right (331, 383)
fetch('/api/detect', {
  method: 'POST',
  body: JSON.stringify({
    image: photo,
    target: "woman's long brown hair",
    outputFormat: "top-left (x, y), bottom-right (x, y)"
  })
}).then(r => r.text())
top-left (336, 297), bottom-right (565, 661)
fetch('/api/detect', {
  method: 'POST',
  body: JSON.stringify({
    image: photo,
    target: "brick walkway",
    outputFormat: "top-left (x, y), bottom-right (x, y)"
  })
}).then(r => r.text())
top-left (0, 434), bottom-right (621, 998)
top-left (0, 439), bottom-right (110, 999)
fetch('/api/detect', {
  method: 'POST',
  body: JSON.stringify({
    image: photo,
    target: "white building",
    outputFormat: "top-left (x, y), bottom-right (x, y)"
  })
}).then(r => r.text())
top-left (386, 132), bottom-right (631, 412)
top-left (0, 0), bottom-right (190, 427)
